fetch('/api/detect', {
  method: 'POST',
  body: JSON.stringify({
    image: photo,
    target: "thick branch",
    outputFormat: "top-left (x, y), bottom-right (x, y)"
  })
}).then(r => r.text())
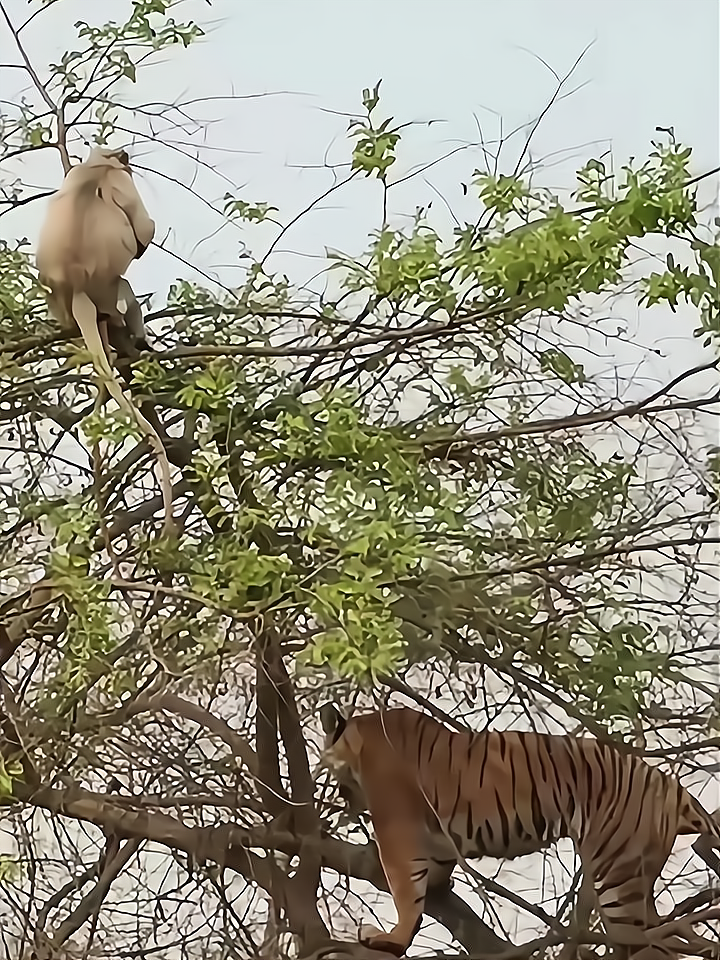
top-left (12, 781), bottom-right (509, 957)
top-left (264, 626), bottom-right (327, 948)
top-left (8, 781), bottom-right (324, 939)
top-left (126, 691), bottom-right (258, 776)
top-left (255, 626), bottom-right (287, 812)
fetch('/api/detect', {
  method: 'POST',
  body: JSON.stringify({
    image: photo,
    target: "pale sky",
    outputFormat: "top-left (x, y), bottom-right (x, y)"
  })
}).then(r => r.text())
top-left (2, 0), bottom-right (719, 401)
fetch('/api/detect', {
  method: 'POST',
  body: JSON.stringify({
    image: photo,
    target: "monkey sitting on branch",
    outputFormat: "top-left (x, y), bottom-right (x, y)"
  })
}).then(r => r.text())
top-left (35, 147), bottom-right (175, 536)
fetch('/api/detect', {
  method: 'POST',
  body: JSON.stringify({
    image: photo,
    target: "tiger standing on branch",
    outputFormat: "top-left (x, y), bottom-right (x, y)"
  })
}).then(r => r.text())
top-left (320, 704), bottom-right (720, 960)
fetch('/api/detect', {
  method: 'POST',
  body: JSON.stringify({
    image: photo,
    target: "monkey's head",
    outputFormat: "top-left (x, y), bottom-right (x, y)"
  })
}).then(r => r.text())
top-left (85, 147), bottom-right (133, 173)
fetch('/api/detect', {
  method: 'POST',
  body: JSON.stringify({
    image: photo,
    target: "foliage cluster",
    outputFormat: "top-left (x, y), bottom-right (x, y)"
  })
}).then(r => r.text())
top-left (0, 3), bottom-right (717, 959)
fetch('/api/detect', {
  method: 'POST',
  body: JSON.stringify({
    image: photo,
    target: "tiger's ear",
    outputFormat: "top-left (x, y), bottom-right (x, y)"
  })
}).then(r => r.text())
top-left (319, 703), bottom-right (346, 743)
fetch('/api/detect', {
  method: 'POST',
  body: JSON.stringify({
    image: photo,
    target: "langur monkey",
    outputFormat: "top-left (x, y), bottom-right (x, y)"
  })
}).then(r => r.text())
top-left (35, 147), bottom-right (174, 535)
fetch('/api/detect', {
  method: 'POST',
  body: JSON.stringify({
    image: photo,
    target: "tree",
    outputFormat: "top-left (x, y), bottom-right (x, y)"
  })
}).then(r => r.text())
top-left (0, 3), bottom-right (718, 959)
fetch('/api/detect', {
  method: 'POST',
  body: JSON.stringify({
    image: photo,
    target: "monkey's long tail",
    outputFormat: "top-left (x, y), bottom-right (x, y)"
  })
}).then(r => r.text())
top-left (71, 292), bottom-right (175, 536)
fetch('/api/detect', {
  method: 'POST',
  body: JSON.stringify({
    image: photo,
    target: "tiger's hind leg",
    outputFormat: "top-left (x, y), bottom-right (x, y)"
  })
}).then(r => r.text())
top-left (582, 842), bottom-right (668, 960)
top-left (586, 824), bottom-right (719, 959)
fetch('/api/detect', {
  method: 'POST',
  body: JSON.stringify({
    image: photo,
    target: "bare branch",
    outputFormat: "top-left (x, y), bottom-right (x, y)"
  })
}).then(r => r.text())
top-left (0, 2), bottom-right (70, 172)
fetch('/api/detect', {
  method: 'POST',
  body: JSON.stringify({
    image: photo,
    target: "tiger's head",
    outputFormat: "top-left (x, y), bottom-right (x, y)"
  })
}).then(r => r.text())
top-left (320, 703), bottom-right (356, 766)
top-left (319, 703), bottom-right (368, 815)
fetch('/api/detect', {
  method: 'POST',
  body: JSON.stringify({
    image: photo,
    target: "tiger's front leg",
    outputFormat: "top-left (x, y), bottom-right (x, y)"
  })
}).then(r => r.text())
top-left (360, 809), bottom-right (430, 957)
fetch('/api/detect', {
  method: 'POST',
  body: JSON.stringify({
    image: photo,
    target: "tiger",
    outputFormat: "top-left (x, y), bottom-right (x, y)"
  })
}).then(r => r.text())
top-left (320, 704), bottom-right (720, 959)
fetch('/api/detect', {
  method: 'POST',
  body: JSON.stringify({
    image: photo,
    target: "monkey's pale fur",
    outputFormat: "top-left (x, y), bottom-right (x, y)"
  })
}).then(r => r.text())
top-left (36, 147), bottom-right (174, 534)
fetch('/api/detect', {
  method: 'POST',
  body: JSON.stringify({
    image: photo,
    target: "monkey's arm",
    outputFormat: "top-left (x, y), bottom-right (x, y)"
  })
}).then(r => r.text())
top-left (107, 170), bottom-right (155, 259)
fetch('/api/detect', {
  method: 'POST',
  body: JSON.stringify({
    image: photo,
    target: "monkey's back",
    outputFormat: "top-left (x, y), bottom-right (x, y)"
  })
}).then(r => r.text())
top-left (36, 167), bottom-right (138, 317)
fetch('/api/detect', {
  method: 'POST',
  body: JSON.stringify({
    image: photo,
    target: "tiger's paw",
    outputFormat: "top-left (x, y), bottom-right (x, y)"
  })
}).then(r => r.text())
top-left (359, 925), bottom-right (408, 957)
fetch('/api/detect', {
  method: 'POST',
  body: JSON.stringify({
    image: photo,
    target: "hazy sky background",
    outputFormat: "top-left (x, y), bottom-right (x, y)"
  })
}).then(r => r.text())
top-left (1, 0), bottom-right (719, 953)
top-left (2, 0), bottom-right (719, 405)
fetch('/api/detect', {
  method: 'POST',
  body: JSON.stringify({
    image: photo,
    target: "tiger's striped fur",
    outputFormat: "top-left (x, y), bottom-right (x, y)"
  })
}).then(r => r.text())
top-left (321, 705), bottom-right (720, 958)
